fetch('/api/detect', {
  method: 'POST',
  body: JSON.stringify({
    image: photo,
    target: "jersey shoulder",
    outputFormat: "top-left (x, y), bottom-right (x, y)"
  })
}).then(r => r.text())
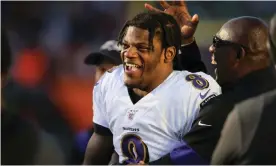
top-left (178, 70), bottom-right (220, 91)
top-left (178, 70), bottom-right (221, 108)
top-left (94, 65), bottom-right (124, 94)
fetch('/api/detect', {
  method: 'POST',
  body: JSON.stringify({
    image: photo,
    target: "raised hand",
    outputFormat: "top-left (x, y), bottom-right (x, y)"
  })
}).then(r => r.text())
top-left (145, 0), bottom-right (199, 44)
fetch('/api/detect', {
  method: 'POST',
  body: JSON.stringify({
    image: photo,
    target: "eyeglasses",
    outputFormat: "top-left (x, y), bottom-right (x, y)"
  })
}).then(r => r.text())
top-left (212, 35), bottom-right (248, 50)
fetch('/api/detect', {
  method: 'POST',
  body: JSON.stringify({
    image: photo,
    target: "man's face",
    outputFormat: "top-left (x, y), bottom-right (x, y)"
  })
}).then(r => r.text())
top-left (95, 61), bottom-right (116, 83)
top-left (209, 35), bottom-right (240, 85)
top-left (120, 26), bottom-right (164, 90)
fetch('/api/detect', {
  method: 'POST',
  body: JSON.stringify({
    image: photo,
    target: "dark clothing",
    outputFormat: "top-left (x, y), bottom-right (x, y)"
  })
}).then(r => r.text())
top-left (212, 89), bottom-right (276, 165)
top-left (1, 28), bottom-right (12, 73)
top-left (182, 66), bottom-right (276, 163)
top-left (1, 110), bottom-right (38, 164)
top-left (3, 80), bottom-right (75, 160)
top-left (2, 80), bottom-right (74, 164)
top-left (150, 66), bottom-right (276, 164)
top-left (1, 110), bottom-right (65, 164)
top-left (178, 40), bottom-right (207, 73)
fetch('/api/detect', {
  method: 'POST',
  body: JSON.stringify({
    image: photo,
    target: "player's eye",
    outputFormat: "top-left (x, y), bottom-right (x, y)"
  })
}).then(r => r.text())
top-left (138, 47), bottom-right (150, 52)
top-left (121, 43), bottom-right (129, 50)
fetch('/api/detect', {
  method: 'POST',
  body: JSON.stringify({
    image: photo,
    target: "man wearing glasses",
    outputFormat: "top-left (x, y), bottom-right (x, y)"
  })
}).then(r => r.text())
top-left (149, 16), bottom-right (276, 165)
top-left (211, 14), bottom-right (276, 165)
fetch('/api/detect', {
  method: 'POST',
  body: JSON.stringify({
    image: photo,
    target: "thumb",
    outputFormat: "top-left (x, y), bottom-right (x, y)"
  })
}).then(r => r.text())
top-left (191, 14), bottom-right (199, 24)
top-left (138, 161), bottom-right (145, 165)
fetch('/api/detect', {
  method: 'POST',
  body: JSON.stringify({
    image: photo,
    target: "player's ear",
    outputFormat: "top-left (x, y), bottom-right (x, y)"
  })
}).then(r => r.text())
top-left (164, 46), bottom-right (176, 63)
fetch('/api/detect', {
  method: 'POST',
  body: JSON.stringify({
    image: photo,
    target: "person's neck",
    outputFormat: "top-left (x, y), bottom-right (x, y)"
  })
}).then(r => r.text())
top-left (237, 61), bottom-right (270, 81)
top-left (134, 68), bottom-right (173, 97)
top-left (132, 88), bottom-right (148, 97)
top-left (221, 64), bottom-right (273, 93)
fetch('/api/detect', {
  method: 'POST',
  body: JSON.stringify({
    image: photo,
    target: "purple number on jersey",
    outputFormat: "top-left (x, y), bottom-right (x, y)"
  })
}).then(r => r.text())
top-left (185, 74), bottom-right (209, 90)
top-left (121, 134), bottom-right (149, 164)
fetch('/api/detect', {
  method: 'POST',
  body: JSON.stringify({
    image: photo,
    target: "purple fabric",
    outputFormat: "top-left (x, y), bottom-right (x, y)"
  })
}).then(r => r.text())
top-left (121, 134), bottom-right (148, 164)
top-left (170, 143), bottom-right (208, 165)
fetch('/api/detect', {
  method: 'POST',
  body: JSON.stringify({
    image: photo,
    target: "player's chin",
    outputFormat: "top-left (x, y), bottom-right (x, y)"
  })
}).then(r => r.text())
top-left (123, 75), bottom-right (142, 89)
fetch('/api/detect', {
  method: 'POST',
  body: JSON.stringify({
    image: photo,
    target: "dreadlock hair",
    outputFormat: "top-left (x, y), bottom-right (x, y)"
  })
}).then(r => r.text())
top-left (1, 28), bottom-right (12, 74)
top-left (118, 11), bottom-right (182, 70)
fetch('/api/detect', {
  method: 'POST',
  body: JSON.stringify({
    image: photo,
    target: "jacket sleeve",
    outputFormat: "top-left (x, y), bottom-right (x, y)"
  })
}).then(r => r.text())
top-left (211, 109), bottom-right (241, 164)
top-left (178, 40), bottom-right (207, 73)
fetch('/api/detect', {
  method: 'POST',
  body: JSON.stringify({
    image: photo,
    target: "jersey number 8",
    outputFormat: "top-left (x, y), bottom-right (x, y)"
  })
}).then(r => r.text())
top-left (185, 74), bottom-right (209, 90)
top-left (121, 134), bottom-right (149, 164)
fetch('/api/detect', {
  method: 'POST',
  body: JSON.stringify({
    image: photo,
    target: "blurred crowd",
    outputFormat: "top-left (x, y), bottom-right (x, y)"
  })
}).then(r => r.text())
top-left (1, 1), bottom-right (276, 165)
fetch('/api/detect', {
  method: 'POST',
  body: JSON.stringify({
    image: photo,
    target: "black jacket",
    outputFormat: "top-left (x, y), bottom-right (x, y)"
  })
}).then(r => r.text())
top-left (1, 110), bottom-right (66, 164)
top-left (150, 66), bottom-right (276, 165)
top-left (177, 41), bottom-right (207, 73)
top-left (183, 66), bottom-right (276, 163)
top-left (212, 89), bottom-right (276, 165)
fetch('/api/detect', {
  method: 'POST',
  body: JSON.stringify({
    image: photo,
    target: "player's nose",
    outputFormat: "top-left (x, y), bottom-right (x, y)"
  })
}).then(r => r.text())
top-left (124, 47), bottom-right (138, 58)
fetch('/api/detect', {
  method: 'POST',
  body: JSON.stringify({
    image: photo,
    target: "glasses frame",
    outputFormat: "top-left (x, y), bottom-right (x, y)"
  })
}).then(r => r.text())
top-left (212, 35), bottom-right (249, 51)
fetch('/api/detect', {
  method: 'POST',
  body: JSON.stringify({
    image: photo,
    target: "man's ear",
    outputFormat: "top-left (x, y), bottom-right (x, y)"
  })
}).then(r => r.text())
top-left (164, 46), bottom-right (176, 63)
top-left (236, 47), bottom-right (246, 60)
top-left (234, 47), bottom-right (246, 68)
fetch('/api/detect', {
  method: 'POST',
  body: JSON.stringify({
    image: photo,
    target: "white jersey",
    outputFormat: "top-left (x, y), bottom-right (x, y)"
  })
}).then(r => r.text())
top-left (93, 65), bottom-right (221, 163)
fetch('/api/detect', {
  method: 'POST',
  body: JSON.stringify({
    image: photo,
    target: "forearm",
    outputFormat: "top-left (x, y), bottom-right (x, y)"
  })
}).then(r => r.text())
top-left (83, 138), bottom-right (114, 165)
top-left (83, 125), bottom-right (114, 165)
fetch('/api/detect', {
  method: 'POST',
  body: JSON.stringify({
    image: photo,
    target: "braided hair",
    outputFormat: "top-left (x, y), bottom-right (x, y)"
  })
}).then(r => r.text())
top-left (118, 11), bottom-right (182, 70)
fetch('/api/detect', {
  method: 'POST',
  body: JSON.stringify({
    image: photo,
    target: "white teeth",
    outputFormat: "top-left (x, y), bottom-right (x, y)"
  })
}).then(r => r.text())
top-left (125, 63), bottom-right (140, 68)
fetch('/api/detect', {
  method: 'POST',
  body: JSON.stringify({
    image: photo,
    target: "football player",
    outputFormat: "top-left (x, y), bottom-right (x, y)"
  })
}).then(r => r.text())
top-left (83, 3), bottom-right (221, 166)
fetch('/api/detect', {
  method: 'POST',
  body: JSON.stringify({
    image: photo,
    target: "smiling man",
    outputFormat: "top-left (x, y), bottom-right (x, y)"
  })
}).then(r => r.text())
top-left (174, 16), bottom-right (276, 164)
top-left (211, 14), bottom-right (276, 165)
top-left (83, 10), bottom-right (221, 165)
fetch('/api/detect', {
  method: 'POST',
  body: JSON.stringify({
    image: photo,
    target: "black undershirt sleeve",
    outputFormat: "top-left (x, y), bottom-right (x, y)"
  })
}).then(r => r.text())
top-left (178, 40), bottom-right (207, 73)
top-left (93, 123), bottom-right (113, 136)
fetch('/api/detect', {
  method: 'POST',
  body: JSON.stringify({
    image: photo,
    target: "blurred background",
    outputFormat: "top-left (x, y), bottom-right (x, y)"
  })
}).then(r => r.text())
top-left (1, 1), bottom-right (276, 164)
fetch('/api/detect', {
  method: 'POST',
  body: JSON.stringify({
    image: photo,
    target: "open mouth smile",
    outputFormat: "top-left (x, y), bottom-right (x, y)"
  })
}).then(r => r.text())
top-left (124, 62), bottom-right (143, 75)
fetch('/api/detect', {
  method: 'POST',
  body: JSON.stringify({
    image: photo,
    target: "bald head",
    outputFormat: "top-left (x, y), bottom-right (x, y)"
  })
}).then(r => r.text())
top-left (217, 16), bottom-right (268, 54)
top-left (211, 16), bottom-right (271, 86)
